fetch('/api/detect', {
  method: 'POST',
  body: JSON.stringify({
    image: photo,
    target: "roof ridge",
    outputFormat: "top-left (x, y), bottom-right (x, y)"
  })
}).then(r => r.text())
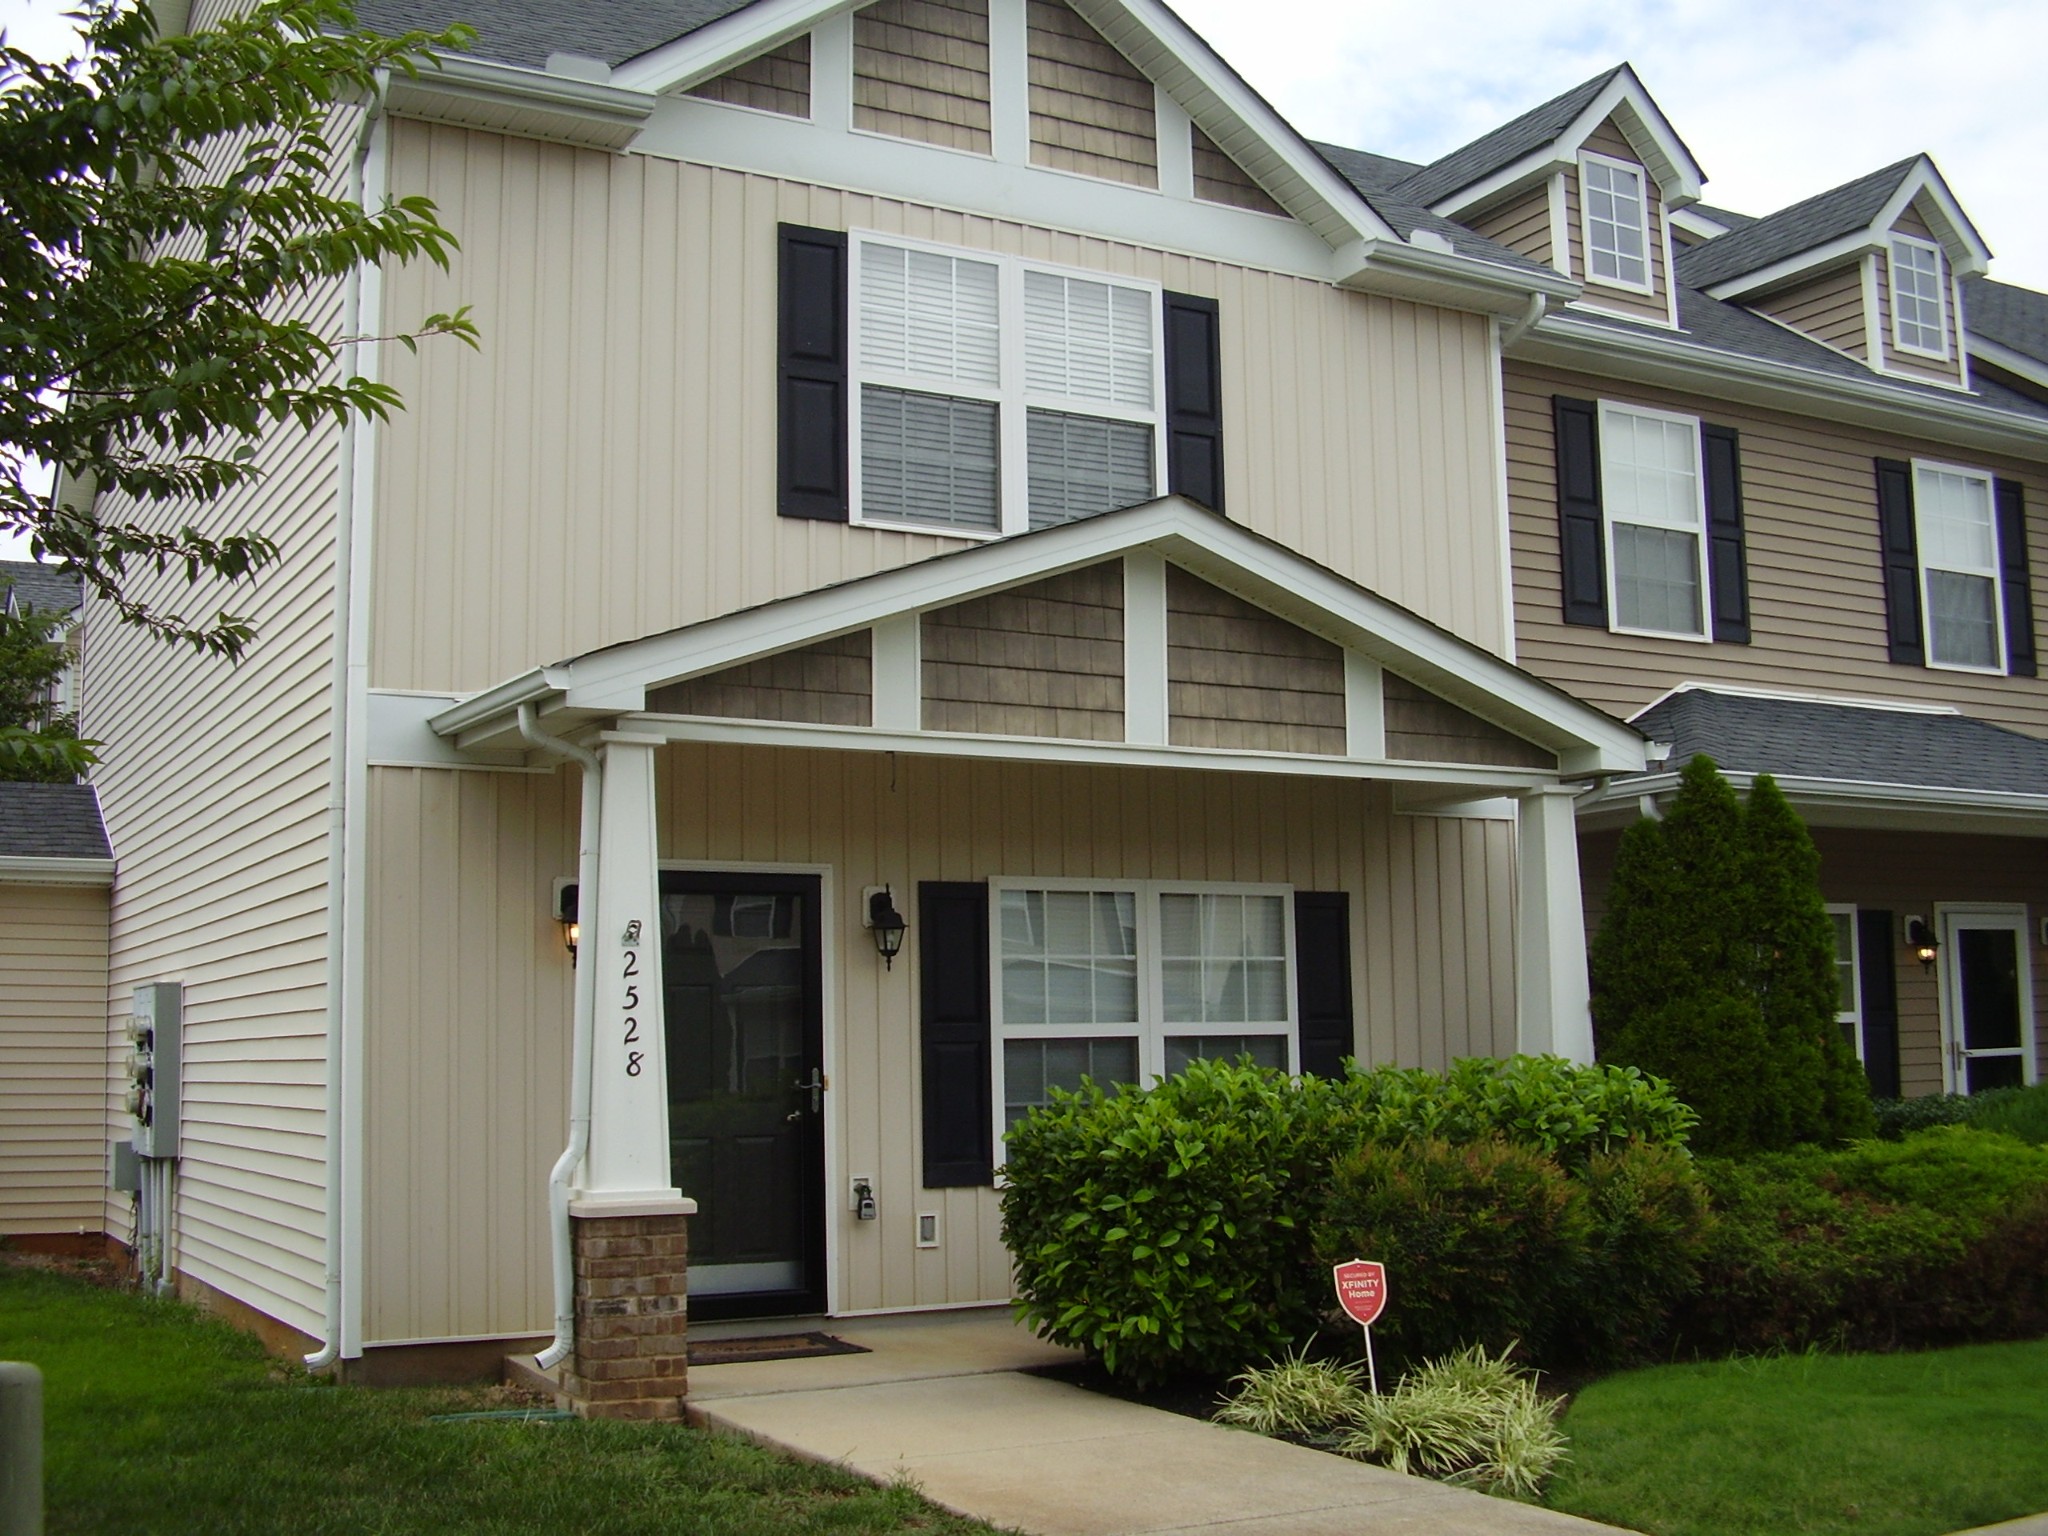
top-left (1391, 64), bottom-right (1628, 208)
top-left (1674, 155), bottom-right (1925, 289)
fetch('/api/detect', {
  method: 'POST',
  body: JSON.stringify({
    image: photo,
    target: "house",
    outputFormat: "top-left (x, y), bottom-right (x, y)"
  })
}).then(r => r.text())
top-left (41, 0), bottom-right (2036, 1414)
top-left (0, 558), bottom-right (84, 729)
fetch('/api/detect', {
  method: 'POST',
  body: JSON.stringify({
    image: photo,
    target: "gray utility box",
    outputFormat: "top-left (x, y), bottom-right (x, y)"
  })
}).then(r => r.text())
top-left (128, 982), bottom-right (182, 1159)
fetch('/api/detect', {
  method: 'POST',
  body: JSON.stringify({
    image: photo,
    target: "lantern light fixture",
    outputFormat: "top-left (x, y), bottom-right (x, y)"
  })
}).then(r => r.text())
top-left (553, 880), bottom-right (580, 962)
top-left (865, 886), bottom-right (907, 969)
top-left (1906, 916), bottom-right (1939, 972)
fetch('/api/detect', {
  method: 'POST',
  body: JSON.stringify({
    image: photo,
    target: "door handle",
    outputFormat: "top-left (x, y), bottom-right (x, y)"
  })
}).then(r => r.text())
top-left (793, 1067), bottom-right (825, 1114)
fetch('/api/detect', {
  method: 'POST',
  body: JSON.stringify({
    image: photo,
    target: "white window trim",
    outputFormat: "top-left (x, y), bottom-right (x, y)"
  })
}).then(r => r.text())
top-left (1827, 903), bottom-right (1864, 1062)
top-left (846, 230), bottom-right (1169, 540)
top-left (988, 877), bottom-right (1299, 1167)
top-left (1578, 150), bottom-right (1655, 296)
top-left (1887, 234), bottom-right (1950, 361)
top-left (1597, 399), bottom-right (1711, 643)
top-left (1911, 457), bottom-right (2007, 676)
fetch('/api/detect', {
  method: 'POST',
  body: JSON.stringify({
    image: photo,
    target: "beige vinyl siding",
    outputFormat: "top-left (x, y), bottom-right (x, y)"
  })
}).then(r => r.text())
top-left (1165, 568), bottom-right (1344, 753)
top-left (1191, 124), bottom-right (1283, 217)
top-left (371, 121), bottom-right (1511, 693)
top-left (0, 883), bottom-right (112, 1237)
top-left (79, 65), bottom-right (350, 1333)
top-left (1581, 827), bottom-right (2048, 1097)
top-left (647, 632), bottom-right (872, 724)
top-left (854, 0), bottom-right (992, 154)
top-left (1383, 674), bottom-right (1555, 768)
top-left (1752, 261), bottom-right (1868, 358)
top-left (1877, 203), bottom-right (1964, 386)
top-left (362, 749), bottom-right (1517, 1336)
top-left (1506, 360), bottom-right (2048, 736)
top-left (1026, 0), bottom-right (1158, 188)
top-left (1467, 184), bottom-right (1553, 269)
top-left (1565, 117), bottom-right (1669, 324)
top-left (685, 35), bottom-right (812, 118)
top-left (921, 564), bottom-right (1124, 739)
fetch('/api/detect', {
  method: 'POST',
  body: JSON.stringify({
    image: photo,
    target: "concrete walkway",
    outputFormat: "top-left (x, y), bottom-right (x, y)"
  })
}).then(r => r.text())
top-left (685, 1309), bottom-right (1624, 1536)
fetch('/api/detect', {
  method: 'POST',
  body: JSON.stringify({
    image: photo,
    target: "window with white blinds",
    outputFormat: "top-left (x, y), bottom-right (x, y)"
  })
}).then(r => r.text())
top-left (1598, 401), bottom-right (1709, 639)
top-left (851, 234), bottom-right (1163, 536)
top-left (1913, 461), bottom-right (2004, 672)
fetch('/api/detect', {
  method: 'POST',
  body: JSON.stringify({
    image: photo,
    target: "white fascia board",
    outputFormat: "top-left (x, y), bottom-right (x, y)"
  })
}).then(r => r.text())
top-left (1331, 238), bottom-right (1577, 317)
top-left (1556, 70), bottom-right (1703, 206)
top-left (0, 855), bottom-right (114, 885)
top-left (1517, 314), bottom-right (2048, 460)
top-left (1669, 206), bottom-right (1733, 242)
top-left (1970, 336), bottom-right (2048, 394)
top-left (1428, 153), bottom-right (1572, 221)
top-left (428, 665), bottom-right (574, 740)
top-left (1702, 231), bottom-right (1878, 301)
top-left (1581, 769), bottom-right (2048, 835)
top-left (1875, 158), bottom-right (1992, 277)
top-left (611, 0), bottom-right (858, 93)
top-left (382, 54), bottom-right (657, 151)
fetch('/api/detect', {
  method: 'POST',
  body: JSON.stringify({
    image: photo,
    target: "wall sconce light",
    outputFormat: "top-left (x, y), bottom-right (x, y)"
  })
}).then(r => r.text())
top-left (864, 885), bottom-right (907, 969)
top-left (1906, 916), bottom-right (1939, 972)
top-left (553, 880), bottom-right (580, 962)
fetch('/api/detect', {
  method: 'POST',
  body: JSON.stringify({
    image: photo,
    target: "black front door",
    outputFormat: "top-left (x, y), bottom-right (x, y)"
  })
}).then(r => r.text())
top-left (661, 870), bottom-right (826, 1319)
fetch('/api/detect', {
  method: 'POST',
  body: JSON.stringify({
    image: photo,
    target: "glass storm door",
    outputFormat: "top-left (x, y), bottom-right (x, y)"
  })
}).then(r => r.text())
top-left (661, 870), bottom-right (826, 1319)
top-left (1941, 909), bottom-right (2036, 1094)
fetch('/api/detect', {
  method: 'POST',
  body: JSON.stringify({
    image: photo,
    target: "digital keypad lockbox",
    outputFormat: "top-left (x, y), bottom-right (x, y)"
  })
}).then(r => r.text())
top-left (127, 982), bottom-right (183, 1159)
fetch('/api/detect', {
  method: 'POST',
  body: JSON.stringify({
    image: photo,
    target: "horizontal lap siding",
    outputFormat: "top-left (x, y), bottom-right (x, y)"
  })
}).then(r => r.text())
top-left (1754, 262), bottom-right (1867, 357)
top-left (0, 884), bottom-right (112, 1235)
top-left (921, 564), bottom-right (1124, 739)
top-left (1506, 360), bottom-right (2048, 736)
top-left (685, 35), bottom-right (812, 118)
top-left (1026, 0), bottom-right (1157, 187)
top-left (362, 749), bottom-right (1516, 1336)
top-left (854, 0), bottom-right (992, 154)
top-left (371, 122), bottom-right (1509, 694)
top-left (1468, 184), bottom-right (1552, 269)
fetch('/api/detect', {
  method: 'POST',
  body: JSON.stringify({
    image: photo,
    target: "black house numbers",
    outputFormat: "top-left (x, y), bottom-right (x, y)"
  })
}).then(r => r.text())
top-left (622, 918), bottom-right (645, 1078)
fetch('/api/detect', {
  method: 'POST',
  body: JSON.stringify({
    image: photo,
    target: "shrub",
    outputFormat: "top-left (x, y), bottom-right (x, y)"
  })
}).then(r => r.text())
top-left (1611, 993), bottom-right (1773, 1156)
top-left (1337, 1344), bottom-right (1569, 1499)
top-left (1872, 1093), bottom-right (1976, 1140)
top-left (1214, 1346), bottom-right (1370, 1439)
top-left (1969, 1083), bottom-right (2048, 1146)
top-left (1311, 1136), bottom-right (1585, 1366)
top-left (1552, 1141), bottom-right (1711, 1367)
top-left (1000, 1058), bottom-right (1338, 1386)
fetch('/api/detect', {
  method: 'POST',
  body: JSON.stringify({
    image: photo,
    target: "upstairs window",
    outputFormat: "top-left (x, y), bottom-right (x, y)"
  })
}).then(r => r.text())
top-left (1580, 152), bottom-right (1652, 292)
top-left (1599, 402), bottom-right (1708, 638)
top-left (850, 235), bottom-right (1162, 536)
top-left (1913, 462), bottom-right (2004, 671)
top-left (1889, 237), bottom-right (1947, 358)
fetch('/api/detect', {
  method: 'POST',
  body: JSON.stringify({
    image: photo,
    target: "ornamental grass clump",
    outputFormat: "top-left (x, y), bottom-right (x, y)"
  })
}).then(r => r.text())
top-left (1337, 1344), bottom-right (1569, 1499)
top-left (1213, 1345), bottom-right (1370, 1440)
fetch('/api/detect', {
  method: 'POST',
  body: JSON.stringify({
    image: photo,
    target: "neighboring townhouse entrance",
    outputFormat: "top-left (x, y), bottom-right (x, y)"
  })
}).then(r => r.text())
top-left (661, 869), bottom-right (827, 1318)
top-left (1939, 907), bottom-right (2038, 1094)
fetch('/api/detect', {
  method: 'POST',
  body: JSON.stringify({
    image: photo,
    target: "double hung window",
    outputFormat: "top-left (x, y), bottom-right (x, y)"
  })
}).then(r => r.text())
top-left (1827, 906), bottom-right (1864, 1061)
top-left (1913, 461), bottom-right (2004, 672)
top-left (850, 234), bottom-right (1164, 536)
top-left (1581, 153), bottom-right (1651, 291)
top-left (1598, 402), bottom-right (1708, 638)
top-left (1889, 237), bottom-right (1947, 358)
top-left (993, 881), bottom-right (1295, 1153)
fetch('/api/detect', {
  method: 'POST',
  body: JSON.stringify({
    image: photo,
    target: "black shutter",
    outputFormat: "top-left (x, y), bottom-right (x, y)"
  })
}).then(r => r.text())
top-left (1875, 458), bottom-right (1924, 666)
top-left (1701, 423), bottom-right (1750, 643)
top-left (1294, 891), bottom-right (1354, 1080)
top-left (1996, 477), bottom-right (2036, 677)
top-left (919, 881), bottom-right (993, 1187)
top-left (1856, 908), bottom-right (1901, 1100)
top-left (1552, 396), bottom-right (1607, 626)
top-left (1162, 291), bottom-right (1225, 514)
top-left (778, 224), bottom-right (849, 522)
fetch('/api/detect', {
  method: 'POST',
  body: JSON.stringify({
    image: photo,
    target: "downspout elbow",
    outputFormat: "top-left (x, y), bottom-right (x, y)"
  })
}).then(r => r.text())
top-left (1501, 290), bottom-right (1549, 351)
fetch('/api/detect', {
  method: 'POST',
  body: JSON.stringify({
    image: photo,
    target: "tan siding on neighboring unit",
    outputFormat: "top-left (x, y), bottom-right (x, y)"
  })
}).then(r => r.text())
top-left (1565, 117), bottom-right (1669, 324)
top-left (685, 35), bottom-right (812, 118)
top-left (1166, 568), bottom-right (1345, 754)
top-left (1026, 0), bottom-right (1157, 188)
top-left (1876, 204), bottom-right (1965, 387)
top-left (648, 632), bottom-right (873, 724)
top-left (362, 748), bottom-right (1518, 1336)
top-left (1506, 361), bottom-right (2048, 736)
top-left (1191, 124), bottom-right (1283, 216)
top-left (1753, 261), bottom-right (1868, 358)
top-left (854, 0), bottom-right (992, 155)
top-left (1467, 184), bottom-right (1553, 269)
top-left (0, 883), bottom-right (111, 1237)
top-left (371, 122), bottom-right (1511, 693)
top-left (922, 564), bottom-right (1124, 739)
top-left (1383, 673), bottom-right (1555, 768)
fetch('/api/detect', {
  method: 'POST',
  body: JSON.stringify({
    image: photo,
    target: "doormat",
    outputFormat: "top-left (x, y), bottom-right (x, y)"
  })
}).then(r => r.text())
top-left (687, 1331), bottom-right (870, 1366)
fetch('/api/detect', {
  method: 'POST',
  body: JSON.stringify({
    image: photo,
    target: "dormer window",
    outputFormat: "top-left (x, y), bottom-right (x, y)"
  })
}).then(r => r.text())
top-left (1581, 152), bottom-right (1651, 292)
top-left (1889, 236), bottom-right (1947, 358)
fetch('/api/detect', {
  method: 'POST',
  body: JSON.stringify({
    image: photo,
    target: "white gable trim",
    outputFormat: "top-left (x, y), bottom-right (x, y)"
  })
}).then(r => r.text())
top-left (610, 0), bottom-right (858, 94)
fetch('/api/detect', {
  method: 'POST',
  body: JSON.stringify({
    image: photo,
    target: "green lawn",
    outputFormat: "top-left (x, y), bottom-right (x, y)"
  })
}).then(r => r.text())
top-left (1545, 1339), bottom-right (2048, 1536)
top-left (0, 1260), bottom-right (993, 1536)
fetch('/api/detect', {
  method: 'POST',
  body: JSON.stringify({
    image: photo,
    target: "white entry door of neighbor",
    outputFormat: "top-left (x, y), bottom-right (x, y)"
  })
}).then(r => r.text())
top-left (1938, 906), bottom-right (2038, 1094)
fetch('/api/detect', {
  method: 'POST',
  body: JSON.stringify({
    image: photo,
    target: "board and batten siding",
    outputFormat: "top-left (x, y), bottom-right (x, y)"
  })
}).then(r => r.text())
top-left (360, 748), bottom-right (1516, 1339)
top-left (369, 119), bottom-right (1510, 695)
top-left (1506, 361), bottom-right (2048, 736)
top-left (1753, 262), bottom-right (1868, 358)
top-left (0, 883), bottom-right (112, 1237)
top-left (1467, 183), bottom-right (1553, 270)
top-left (1564, 117), bottom-right (1670, 325)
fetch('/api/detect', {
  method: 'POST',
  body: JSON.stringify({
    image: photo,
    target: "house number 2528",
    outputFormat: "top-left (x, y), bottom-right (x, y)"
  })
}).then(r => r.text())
top-left (621, 936), bottom-right (645, 1078)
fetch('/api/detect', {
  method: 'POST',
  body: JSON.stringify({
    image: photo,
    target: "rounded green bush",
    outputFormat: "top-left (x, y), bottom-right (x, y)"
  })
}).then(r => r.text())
top-left (1552, 1142), bottom-right (1710, 1366)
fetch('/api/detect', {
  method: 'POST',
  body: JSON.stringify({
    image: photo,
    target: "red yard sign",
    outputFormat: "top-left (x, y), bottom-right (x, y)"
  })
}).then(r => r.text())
top-left (1332, 1259), bottom-right (1387, 1327)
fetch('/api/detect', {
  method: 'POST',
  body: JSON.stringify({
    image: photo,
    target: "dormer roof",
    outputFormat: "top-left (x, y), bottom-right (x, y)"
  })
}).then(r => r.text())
top-left (1393, 64), bottom-right (1705, 216)
top-left (354, 0), bottom-right (760, 70)
top-left (1677, 154), bottom-right (1991, 299)
top-left (1964, 277), bottom-right (2048, 367)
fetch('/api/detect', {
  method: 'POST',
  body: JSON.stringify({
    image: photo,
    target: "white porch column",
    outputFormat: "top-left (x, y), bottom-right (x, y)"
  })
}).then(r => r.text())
top-left (1515, 786), bottom-right (1594, 1063)
top-left (581, 734), bottom-right (685, 1207)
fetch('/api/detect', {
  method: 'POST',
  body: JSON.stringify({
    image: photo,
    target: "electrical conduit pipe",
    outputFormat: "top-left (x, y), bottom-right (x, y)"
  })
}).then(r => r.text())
top-left (518, 702), bottom-right (603, 1372)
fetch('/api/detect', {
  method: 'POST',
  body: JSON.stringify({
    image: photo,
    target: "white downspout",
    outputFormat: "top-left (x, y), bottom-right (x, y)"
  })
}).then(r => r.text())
top-left (1500, 290), bottom-right (1549, 352)
top-left (519, 702), bottom-right (602, 1372)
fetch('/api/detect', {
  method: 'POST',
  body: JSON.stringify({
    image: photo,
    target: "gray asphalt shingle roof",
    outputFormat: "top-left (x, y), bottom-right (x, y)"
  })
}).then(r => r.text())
top-left (0, 560), bottom-right (81, 616)
top-left (355, 0), bottom-right (752, 69)
top-left (0, 783), bottom-right (111, 860)
top-left (1673, 158), bottom-right (1918, 290)
top-left (1390, 67), bottom-right (1624, 209)
top-left (1312, 143), bottom-right (1556, 277)
top-left (1631, 689), bottom-right (2048, 798)
top-left (1964, 276), bottom-right (2048, 367)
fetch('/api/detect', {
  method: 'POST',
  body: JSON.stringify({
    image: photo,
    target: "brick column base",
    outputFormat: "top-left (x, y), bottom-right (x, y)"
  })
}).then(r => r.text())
top-left (560, 1207), bottom-right (690, 1419)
